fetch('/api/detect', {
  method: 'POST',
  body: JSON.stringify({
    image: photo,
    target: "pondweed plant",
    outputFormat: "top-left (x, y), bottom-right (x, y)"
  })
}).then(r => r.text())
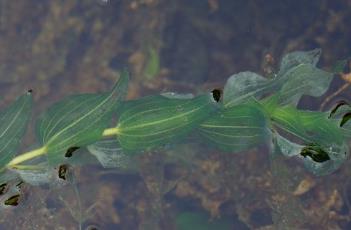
top-left (0, 49), bottom-right (351, 209)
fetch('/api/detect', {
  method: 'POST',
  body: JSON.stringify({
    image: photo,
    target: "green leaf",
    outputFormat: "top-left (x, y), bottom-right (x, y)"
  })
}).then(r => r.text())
top-left (270, 106), bottom-right (349, 175)
top-left (277, 64), bottom-right (333, 105)
top-left (278, 48), bottom-right (321, 76)
top-left (117, 94), bottom-right (218, 151)
top-left (37, 71), bottom-right (129, 164)
top-left (87, 139), bottom-right (137, 171)
top-left (0, 92), bottom-right (32, 169)
top-left (175, 211), bottom-right (233, 230)
top-left (223, 50), bottom-right (330, 108)
top-left (198, 102), bottom-right (268, 152)
top-left (223, 71), bottom-right (271, 107)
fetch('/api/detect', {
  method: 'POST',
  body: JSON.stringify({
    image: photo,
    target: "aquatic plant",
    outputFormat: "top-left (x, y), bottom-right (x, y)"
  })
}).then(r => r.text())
top-left (0, 49), bottom-right (350, 212)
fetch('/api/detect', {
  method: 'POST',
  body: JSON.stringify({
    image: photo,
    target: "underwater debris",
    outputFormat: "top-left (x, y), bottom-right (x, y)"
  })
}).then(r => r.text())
top-left (0, 183), bottom-right (7, 195)
top-left (58, 164), bottom-right (69, 180)
top-left (65, 147), bottom-right (80, 158)
top-left (211, 89), bottom-right (222, 103)
top-left (340, 112), bottom-right (351, 127)
top-left (4, 194), bottom-right (20, 206)
top-left (300, 144), bottom-right (331, 163)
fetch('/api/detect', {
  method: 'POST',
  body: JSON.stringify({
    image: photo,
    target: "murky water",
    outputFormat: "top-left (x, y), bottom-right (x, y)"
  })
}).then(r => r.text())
top-left (0, 0), bottom-right (351, 229)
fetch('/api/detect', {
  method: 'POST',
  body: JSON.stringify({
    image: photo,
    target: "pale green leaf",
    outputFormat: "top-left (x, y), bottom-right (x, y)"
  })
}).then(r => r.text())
top-left (278, 48), bottom-right (321, 76)
top-left (278, 64), bottom-right (333, 105)
top-left (117, 94), bottom-right (218, 151)
top-left (223, 71), bottom-right (271, 107)
top-left (87, 139), bottom-right (137, 170)
top-left (37, 71), bottom-right (129, 164)
top-left (0, 92), bottom-right (32, 169)
top-left (198, 102), bottom-right (268, 152)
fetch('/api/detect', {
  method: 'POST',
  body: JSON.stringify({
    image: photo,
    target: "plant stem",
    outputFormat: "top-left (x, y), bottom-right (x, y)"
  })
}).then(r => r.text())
top-left (102, 127), bottom-right (120, 137)
top-left (6, 127), bottom-right (120, 169)
top-left (7, 146), bottom-right (47, 168)
top-left (10, 164), bottom-right (46, 171)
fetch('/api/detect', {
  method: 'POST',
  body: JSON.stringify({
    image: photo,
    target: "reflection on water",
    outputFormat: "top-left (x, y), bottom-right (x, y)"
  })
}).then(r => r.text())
top-left (0, 0), bottom-right (351, 229)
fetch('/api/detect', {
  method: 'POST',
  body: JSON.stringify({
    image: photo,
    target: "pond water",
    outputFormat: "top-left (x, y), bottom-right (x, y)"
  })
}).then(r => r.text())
top-left (0, 0), bottom-right (351, 229)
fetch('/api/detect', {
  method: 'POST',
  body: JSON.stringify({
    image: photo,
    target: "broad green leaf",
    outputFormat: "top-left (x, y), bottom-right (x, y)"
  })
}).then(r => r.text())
top-left (175, 211), bottom-right (233, 230)
top-left (223, 50), bottom-right (329, 108)
top-left (278, 48), bottom-right (321, 76)
top-left (271, 106), bottom-right (344, 145)
top-left (198, 102), bottom-right (268, 152)
top-left (37, 71), bottom-right (129, 164)
top-left (87, 139), bottom-right (137, 171)
top-left (277, 64), bottom-right (333, 105)
top-left (270, 106), bottom-right (349, 175)
top-left (117, 94), bottom-right (218, 151)
top-left (0, 92), bottom-right (32, 169)
top-left (223, 71), bottom-right (271, 107)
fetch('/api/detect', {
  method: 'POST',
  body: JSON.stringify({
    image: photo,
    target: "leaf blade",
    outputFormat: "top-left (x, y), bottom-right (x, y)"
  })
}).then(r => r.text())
top-left (37, 71), bottom-right (129, 164)
top-left (0, 92), bottom-right (32, 169)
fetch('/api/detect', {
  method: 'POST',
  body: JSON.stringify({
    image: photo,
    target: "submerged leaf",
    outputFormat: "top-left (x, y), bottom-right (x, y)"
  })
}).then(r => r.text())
top-left (223, 71), bottom-right (270, 107)
top-left (37, 71), bottom-right (129, 164)
top-left (0, 92), bottom-right (32, 169)
top-left (277, 64), bottom-right (333, 105)
top-left (278, 49), bottom-right (321, 76)
top-left (87, 139), bottom-right (137, 170)
top-left (117, 94), bottom-right (218, 151)
top-left (198, 102), bottom-right (268, 152)
top-left (223, 50), bottom-right (332, 108)
top-left (271, 106), bottom-right (349, 175)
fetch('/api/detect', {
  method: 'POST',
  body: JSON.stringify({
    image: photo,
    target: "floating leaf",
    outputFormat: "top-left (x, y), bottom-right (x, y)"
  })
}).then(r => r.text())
top-left (0, 92), bottom-right (32, 169)
top-left (36, 71), bottom-right (129, 164)
top-left (87, 139), bottom-right (137, 170)
top-left (278, 49), bottom-right (321, 76)
top-left (223, 71), bottom-right (271, 107)
top-left (277, 64), bottom-right (333, 105)
top-left (117, 94), bottom-right (217, 151)
top-left (198, 102), bottom-right (268, 152)
top-left (175, 211), bottom-right (233, 230)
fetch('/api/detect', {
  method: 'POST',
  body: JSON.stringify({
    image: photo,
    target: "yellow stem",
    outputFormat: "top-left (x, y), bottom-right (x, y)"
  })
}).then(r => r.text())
top-left (10, 164), bottom-right (46, 171)
top-left (6, 127), bottom-right (120, 169)
top-left (102, 127), bottom-right (120, 137)
top-left (7, 146), bottom-right (47, 168)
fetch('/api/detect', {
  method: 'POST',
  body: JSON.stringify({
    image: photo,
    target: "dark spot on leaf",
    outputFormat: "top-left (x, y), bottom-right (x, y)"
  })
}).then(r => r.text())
top-left (340, 112), bottom-right (351, 127)
top-left (16, 181), bottom-right (24, 189)
top-left (58, 164), bottom-right (68, 180)
top-left (65, 146), bottom-right (80, 158)
top-left (211, 89), bottom-right (222, 103)
top-left (329, 100), bottom-right (350, 118)
top-left (0, 183), bottom-right (7, 195)
top-left (300, 143), bottom-right (330, 163)
top-left (4, 194), bottom-right (20, 206)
